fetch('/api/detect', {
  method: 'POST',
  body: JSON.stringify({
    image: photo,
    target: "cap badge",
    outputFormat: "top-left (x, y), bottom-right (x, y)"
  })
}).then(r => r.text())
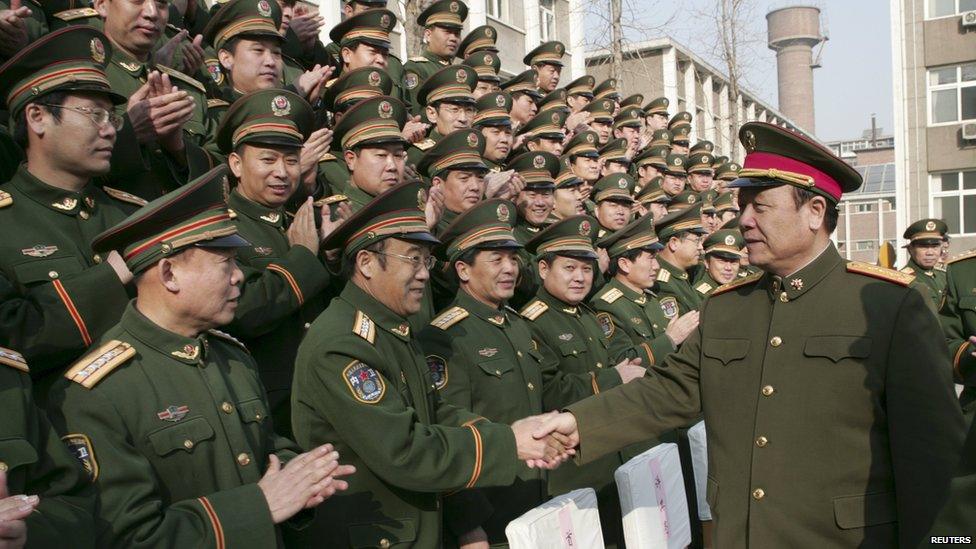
top-left (271, 95), bottom-right (291, 116)
top-left (380, 13), bottom-right (391, 27)
top-left (743, 130), bottom-right (757, 152)
top-left (90, 38), bottom-right (105, 63)
top-left (378, 100), bottom-right (393, 118)
top-left (688, 195), bottom-right (696, 204)
top-left (586, 133), bottom-right (595, 143)
top-left (496, 203), bottom-right (510, 222)
top-left (449, 1), bottom-right (459, 12)
top-left (602, 100), bottom-right (612, 110)
top-left (485, 27), bottom-right (494, 37)
top-left (674, 157), bottom-right (683, 166)
top-left (555, 43), bottom-right (563, 54)
top-left (495, 93), bottom-right (507, 107)
top-left (703, 155), bottom-right (711, 163)
top-left (455, 68), bottom-right (468, 83)
top-left (724, 235), bottom-right (736, 246)
top-left (925, 220), bottom-right (937, 231)
top-left (466, 132), bottom-right (479, 148)
top-left (663, 98), bottom-right (669, 105)
top-left (417, 188), bottom-right (428, 209)
top-left (533, 155), bottom-right (546, 169)
top-left (483, 53), bottom-right (493, 65)
top-left (617, 177), bottom-right (627, 189)
top-left (551, 112), bottom-right (560, 124)
top-left (257, 0), bottom-right (272, 16)
top-left (609, 79), bottom-right (616, 87)
top-left (579, 219), bottom-right (591, 235)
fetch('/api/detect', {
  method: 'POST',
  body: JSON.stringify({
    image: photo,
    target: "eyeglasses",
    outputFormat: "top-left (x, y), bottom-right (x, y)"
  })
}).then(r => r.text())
top-left (371, 250), bottom-right (436, 271)
top-left (37, 104), bottom-right (124, 131)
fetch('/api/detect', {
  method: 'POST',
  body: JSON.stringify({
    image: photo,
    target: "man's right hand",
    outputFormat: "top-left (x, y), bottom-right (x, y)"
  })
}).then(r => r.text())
top-left (401, 116), bottom-right (428, 143)
top-left (0, 0), bottom-right (31, 58)
top-left (531, 412), bottom-right (580, 456)
top-left (257, 444), bottom-right (356, 524)
top-left (614, 357), bottom-right (645, 383)
top-left (287, 197), bottom-right (321, 256)
top-left (126, 72), bottom-right (195, 151)
top-left (665, 310), bottom-right (700, 347)
top-left (0, 471), bottom-right (36, 549)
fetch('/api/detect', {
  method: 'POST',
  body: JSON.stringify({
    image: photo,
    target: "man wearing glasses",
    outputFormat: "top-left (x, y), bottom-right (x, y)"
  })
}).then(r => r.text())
top-left (652, 205), bottom-right (709, 320)
top-left (0, 27), bottom-right (144, 389)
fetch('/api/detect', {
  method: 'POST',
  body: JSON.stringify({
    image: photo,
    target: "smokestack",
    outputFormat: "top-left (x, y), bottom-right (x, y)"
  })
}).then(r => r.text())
top-left (766, 6), bottom-right (826, 135)
top-left (871, 113), bottom-right (877, 147)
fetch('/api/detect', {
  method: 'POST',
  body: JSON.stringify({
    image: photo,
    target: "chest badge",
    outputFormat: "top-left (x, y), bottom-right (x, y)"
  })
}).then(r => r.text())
top-left (478, 348), bottom-right (498, 357)
top-left (171, 344), bottom-right (199, 360)
top-left (157, 405), bottom-right (190, 422)
top-left (260, 212), bottom-right (281, 224)
top-left (21, 245), bottom-right (58, 257)
top-left (558, 333), bottom-right (574, 341)
top-left (51, 197), bottom-right (78, 211)
top-left (253, 246), bottom-right (273, 256)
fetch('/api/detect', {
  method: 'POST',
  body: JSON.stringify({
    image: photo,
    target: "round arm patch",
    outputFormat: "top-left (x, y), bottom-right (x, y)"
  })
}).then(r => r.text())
top-left (342, 361), bottom-right (387, 404)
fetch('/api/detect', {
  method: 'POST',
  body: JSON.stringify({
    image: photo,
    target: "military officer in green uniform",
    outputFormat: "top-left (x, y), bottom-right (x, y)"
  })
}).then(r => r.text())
top-left (900, 218), bottom-right (949, 310)
top-left (714, 160), bottom-right (741, 186)
top-left (668, 110), bottom-right (693, 154)
top-left (473, 91), bottom-right (513, 173)
top-left (592, 173), bottom-right (636, 238)
top-left (48, 166), bottom-right (356, 548)
top-left (509, 151), bottom-right (559, 307)
top-left (643, 95), bottom-right (670, 132)
top-left (941, 248), bottom-right (976, 419)
top-left (598, 137), bottom-right (631, 177)
top-left (612, 105), bottom-right (643, 158)
top-left (661, 151), bottom-right (688, 197)
top-left (692, 228), bottom-right (745, 297)
top-left (519, 109), bottom-right (566, 156)
top-left (0, 27), bottom-right (140, 385)
top-left (324, 0), bottom-right (406, 105)
top-left (584, 97), bottom-right (615, 146)
top-left (289, 182), bottom-right (571, 548)
top-left (563, 130), bottom-right (601, 205)
top-left (0, 346), bottom-right (96, 548)
top-left (565, 74), bottom-right (595, 114)
top-left (633, 144), bottom-right (668, 192)
top-left (592, 77), bottom-right (620, 104)
top-left (524, 40), bottom-right (565, 94)
top-left (713, 190), bottom-right (739, 225)
top-left (403, 0), bottom-right (466, 115)
top-left (634, 176), bottom-right (670, 220)
top-left (406, 63), bottom-right (478, 169)
top-left (463, 50), bottom-right (502, 99)
top-left (457, 23), bottom-right (499, 60)
top-left (686, 151), bottom-right (715, 193)
top-left (535, 121), bottom-right (967, 549)
top-left (551, 155), bottom-right (586, 222)
top-left (538, 88), bottom-right (569, 115)
top-left (501, 70), bottom-right (543, 132)
top-left (653, 204), bottom-right (707, 319)
top-left (325, 7), bottom-right (406, 102)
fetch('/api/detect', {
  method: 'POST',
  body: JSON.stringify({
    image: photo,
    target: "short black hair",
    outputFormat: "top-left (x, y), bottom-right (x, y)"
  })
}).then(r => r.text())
top-left (340, 238), bottom-right (388, 279)
top-left (792, 187), bottom-right (839, 234)
top-left (607, 248), bottom-right (642, 278)
top-left (13, 91), bottom-right (69, 149)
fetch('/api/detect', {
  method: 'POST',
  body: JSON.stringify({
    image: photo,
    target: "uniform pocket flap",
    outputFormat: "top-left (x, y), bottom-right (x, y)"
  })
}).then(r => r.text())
top-left (959, 296), bottom-right (976, 311)
top-left (348, 518), bottom-right (417, 548)
top-left (147, 417), bottom-right (215, 456)
top-left (557, 340), bottom-right (587, 357)
top-left (477, 358), bottom-right (513, 378)
top-left (804, 336), bottom-right (872, 362)
top-left (237, 398), bottom-right (269, 424)
top-left (0, 438), bottom-right (39, 470)
top-left (702, 338), bottom-right (750, 365)
top-left (13, 256), bottom-right (85, 284)
top-left (833, 491), bottom-right (896, 529)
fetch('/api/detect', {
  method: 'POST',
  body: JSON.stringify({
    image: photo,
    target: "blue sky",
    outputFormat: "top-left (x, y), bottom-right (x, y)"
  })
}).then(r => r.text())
top-left (586, 0), bottom-right (893, 141)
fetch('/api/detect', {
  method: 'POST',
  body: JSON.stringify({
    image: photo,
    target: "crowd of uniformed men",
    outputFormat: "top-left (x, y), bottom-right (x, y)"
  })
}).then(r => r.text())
top-left (0, 0), bottom-right (973, 546)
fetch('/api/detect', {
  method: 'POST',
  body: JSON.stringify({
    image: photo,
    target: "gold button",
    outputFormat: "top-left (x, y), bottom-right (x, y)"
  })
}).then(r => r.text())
top-left (588, 337), bottom-right (593, 342)
top-left (572, 350), bottom-right (578, 355)
top-left (93, 254), bottom-right (102, 264)
top-left (652, 324), bottom-right (658, 329)
top-left (756, 436), bottom-right (768, 447)
top-left (752, 488), bottom-right (765, 500)
top-left (527, 382), bottom-right (535, 390)
top-left (762, 385), bottom-right (775, 397)
top-left (0, 462), bottom-right (7, 472)
top-left (495, 369), bottom-right (501, 375)
top-left (596, 362), bottom-right (603, 368)
top-left (79, 210), bottom-right (90, 220)
top-left (183, 439), bottom-right (194, 449)
top-left (303, 322), bottom-right (311, 329)
top-left (379, 539), bottom-right (391, 549)
top-left (517, 351), bottom-right (522, 357)
top-left (769, 336), bottom-right (782, 347)
top-left (779, 292), bottom-right (788, 303)
top-left (255, 413), bottom-right (262, 420)
top-left (48, 270), bottom-right (59, 279)
top-left (237, 453), bottom-right (251, 466)
top-left (221, 402), bottom-right (233, 414)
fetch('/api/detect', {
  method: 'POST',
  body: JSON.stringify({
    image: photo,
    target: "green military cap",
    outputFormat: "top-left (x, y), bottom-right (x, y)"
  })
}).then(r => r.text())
top-left (563, 130), bottom-right (599, 158)
top-left (324, 181), bottom-right (439, 257)
top-left (613, 106), bottom-right (644, 129)
top-left (0, 27), bottom-right (126, 117)
top-left (667, 190), bottom-right (699, 213)
top-left (671, 125), bottom-right (692, 145)
top-left (537, 88), bottom-right (569, 114)
top-left (686, 152), bottom-right (714, 174)
top-left (634, 145), bottom-right (669, 169)
top-left (668, 111), bottom-right (693, 130)
top-left (417, 64), bottom-right (478, 106)
top-left (417, 128), bottom-right (487, 179)
top-left (556, 155), bottom-right (584, 188)
top-left (903, 218), bottom-right (948, 245)
top-left (203, 0), bottom-right (283, 50)
top-left (583, 97), bottom-right (614, 123)
top-left (332, 95), bottom-right (408, 151)
top-left (472, 91), bottom-right (511, 127)
top-left (506, 151), bottom-right (559, 190)
top-left (703, 229), bottom-right (745, 259)
top-left (619, 94), bottom-right (644, 108)
top-left (593, 78), bottom-right (619, 101)
top-left (525, 215), bottom-right (599, 260)
top-left (690, 140), bottom-right (714, 155)
top-left (565, 75), bottom-right (595, 98)
top-left (730, 121), bottom-right (862, 203)
top-left (592, 173), bottom-right (635, 204)
top-left (457, 24), bottom-right (499, 58)
top-left (713, 155), bottom-right (729, 166)
top-left (342, 0), bottom-right (387, 5)
top-left (92, 166), bottom-right (249, 275)
top-left (649, 129), bottom-right (672, 148)
top-left (635, 177), bottom-right (670, 205)
top-left (656, 202), bottom-right (706, 241)
top-left (699, 189), bottom-right (719, 213)
top-left (216, 89), bottom-right (313, 153)
top-left (437, 199), bottom-right (520, 262)
top-left (418, 0), bottom-right (468, 28)
top-left (643, 96), bottom-right (669, 116)
top-left (598, 211), bottom-right (664, 258)
top-left (328, 8), bottom-right (396, 51)
top-left (518, 110), bottom-right (566, 140)
top-left (598, 138), bottom-right (629, 165)
top-left (524, 40), bottom-right (566, 67)
top-left (714, 161), bottom-right (741, 181)
top-left (719, 215), bottom-right (740, 229)
top-left (322, 66), bottom-right (394, 113)
top-left (501, 70), bottom-right (543, 100)
top-left (713, 192), bottom-right (739, 216)
top-left (462, 51), bottom-right (502, 83)
top-left (664, 153), bottom-right (687, 175)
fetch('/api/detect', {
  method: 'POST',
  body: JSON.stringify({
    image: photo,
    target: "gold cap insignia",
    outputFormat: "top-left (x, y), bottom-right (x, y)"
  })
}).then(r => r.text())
top-left (455, 68), bottom-right (468, 83)
top-left (466, 132), bottom-right (479, 148)
top-left (378, 100), bottom-right (393, 118)
top-left (449, 1), bottom-right (459, 12)
top-left (496, 203), bottom-right (510, 222)
top-left (271, 95), bottom-right (291, 116)
top-left (724, 235), bottom-right (735, 246)
top-left (579, 219), bottom-right (591, 235)
top-left (368, 71), bottom-right (381, 87)
top-left (495, 94), bottom-right (506, 107)
top-left (90, 38), bottom-right (105, 63)
top-left (925, 220), bottom-right (937, 231)
top-left (257, 0), bottom-right (272, 16)
top-left (533, 155), bottom-right (546, 168)
top-left (617, 177), bottom-right (627, 189)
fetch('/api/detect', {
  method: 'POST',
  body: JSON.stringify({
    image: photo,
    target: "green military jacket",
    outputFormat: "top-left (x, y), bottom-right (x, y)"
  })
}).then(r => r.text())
top-left (590, 278), bottom-right (676, 366)
top-left (692, 270), bottom-right (722, 298)
top-left (0, 167), bottom-right (135, 379)
top-left (940, 250), bottom-right (976, 416)
top-left (1, 349), bottom-right (95, 548)
top-left (406, 128), bottom-right (443, 173)
top-left (568, 245), bottom-right (966, 548)
top-left (403, 50), bottom-right (452, 115)
top-left (901, 258), bottom-right (947, 310)
top-left (48, 303), bottom-right (299, 548)
top-left (654, 257), bottom-right (702, 320)
top-left (289, 282), bottom-right (520, 548)
top-left (925, 402), bottom-right (976, 541)
top-left (224, 190), bottom-right (331, 439)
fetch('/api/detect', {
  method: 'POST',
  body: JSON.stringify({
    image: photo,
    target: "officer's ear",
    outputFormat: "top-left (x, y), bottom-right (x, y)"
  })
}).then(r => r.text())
top-left (616, 256), bottom-right (631, 276)
top-left (804, 195), bottom-right (828, 232)
top-left (23, 103), bottom-right (49, 138)
top-left (227, 151), bottom-right (244, 179)
top-left (425, 105), bottom-right (438, 125)
top-left (217, 48), bottom-right (234, 72)
top-left (93, 0), bottom-right (109, 18)
top-left (454, 260), bottom-right (471, 283)
top-left (343, 149), bottom-right (358, 171)
top-left (667, 235), bottom-right (681, 252)
top-left (340, 45), bottom-right (354, 66)
top-left (422, 27), bottom-right (432, 45)
top-left (536, 258), bottom-right (550, 280)
top-left (156, 255), bottom-right (183, 293)
top-left (355, 248), bottom-right (378, 278)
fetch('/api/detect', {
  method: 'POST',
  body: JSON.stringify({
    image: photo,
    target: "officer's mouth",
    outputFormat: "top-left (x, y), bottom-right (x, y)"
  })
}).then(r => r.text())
top-left (267, 183), bottom-right (290, 196)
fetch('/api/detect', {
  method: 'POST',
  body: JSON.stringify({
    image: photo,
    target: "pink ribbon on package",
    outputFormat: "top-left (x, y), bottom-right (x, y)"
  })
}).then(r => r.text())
top-left (558, 505), bottom-right (577, 547)
top-left (650, 457), bottom-right (671, 539)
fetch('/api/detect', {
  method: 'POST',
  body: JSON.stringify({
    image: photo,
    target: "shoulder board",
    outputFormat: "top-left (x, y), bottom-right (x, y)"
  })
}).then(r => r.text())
top-left (318, 152), bottom-right (337, 162)
top-left (314, 194), bottom-right (348, 207)
top-left (0, 190), bottom-right (12, 208)
top-left (431, 306), bottom-right (469, 330)
top-left (695, 282), bottom-right (713, 295)
top-left (102, 186), bottom-right (148, 207)
top-left (156, 64), bottom-right (206, 93)
top-left (599, 287), bottom-right (623, 304)
top-left (352, 311), bottom-right (376, 344)
top-left (324, 77), bottom-right (338, 89)
top-left (409, 56), bottom-right (431, 62)
top-left (657, 269), bottom-right (671, 283)
top-left (64, 340), bottom-right (135, 389)
top-left (948, 249), bottom-right (976, 265)
top-left (207, 329), bottom-right (248, 352)
top-left (0, 347), bottom-right (28, 373)
top-left (846, 262), bottom-right (914, 286)
top-left (519, 300), bottom-right (549, 321)
top-left (899, 266), bottom-right (914, 274)
top-left (414, 139), bottom-right (436, 151)
top-left (935, 263), bottom-right (947, 272)
top-left (711, 272), bottom-right (763, 297)
top-left (54, 7), bottom-right (97, 20)
top-left (207, 98), bottom-right (230, 109)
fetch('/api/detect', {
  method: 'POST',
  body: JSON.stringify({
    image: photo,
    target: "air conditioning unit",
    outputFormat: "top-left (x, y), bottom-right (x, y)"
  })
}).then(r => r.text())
top-left (963, 122), bottom-right (976, 140)
top-left (963, 10), bottom-right (976, 26)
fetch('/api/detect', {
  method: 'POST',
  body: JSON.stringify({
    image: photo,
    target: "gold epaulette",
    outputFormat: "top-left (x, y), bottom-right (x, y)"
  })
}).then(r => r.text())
top-left (314, 194), bottom-right (348, 207)
top-left (207, 98), bottom-right (230, 109)
top-left (431, 306), bottom-right (469, 330)
top-left (846, 261), bottom-right (914, 286)
top-left (711, 272), bottom-right (763, 297)
top-left (519, 300), bottom-right (549, 321)
top-left (324, 77), bottom-right (338, 89)
top-left (156, 64), bottom-right (206, 93)
top-left (208, 329), bottom-right (248, 352)
top-left (0, 347), bottom-right (28, 373)
top-left (599, 287), bottom-right (623, 304)
top-left (948, 249), bottom-right (976, 265)
top-left (319, 152), bottom-right (337, 162)
top-left (0, 190), bottom-right (12, 208)
top-left (657, 269), bottom-right (671, 283)
top-left (935, 263), bottom-right (947, 272)
top-left (64, 340), bottom-right (135, 389)
top-left (54, 7), bottom-right (97, 20)
top-left (899, 266), bottom-right (914, 274)
top-left (102, 186), bottom-right (149, 207)
top-left (409, 56), bottom-right (431, 62)
top-left (353, 311), bottom-right (376, 344)
top-left (413, 139), bottom-right (436, 151)
top-left (695, 282), bottom-right (713, 295)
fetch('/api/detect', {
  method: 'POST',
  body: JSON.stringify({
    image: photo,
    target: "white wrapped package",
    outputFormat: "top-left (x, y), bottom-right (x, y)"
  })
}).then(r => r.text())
top-left (614, 443), bottom-right (691, 549)
top-left (687, 420), bottom-right (712, 521)
top-left (505, 487), bottom-right (605, 549)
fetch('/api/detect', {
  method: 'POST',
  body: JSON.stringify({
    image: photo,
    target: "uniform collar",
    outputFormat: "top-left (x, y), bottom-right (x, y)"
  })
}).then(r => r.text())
top-left (229, 189), bottom-right (285, 228)
top-left (436, 208), bottom-right (459, 235)
top-left (658, 257), bottom-right (689, 280)
top-left (10, 165), bottom-right (97, 217)
top-left (346, 182), bottom-right (377, 210)
top-left (537, 287), bottom-right (582, 316)
top-left (906, 259), bottom-right (934, 277)
top-left (111, 44), bottom-right (151, 75)
top-left (340, 282), bottom-right (413, 340)
top-left (608, 277), bottom-right (648, 305)
top-left (456, 289), bottom-right (508, 327)
top-left (121, 302), bottom-right (208, 365)
top-left (766, 243), bottom-right (841, 303)
top-left (423, 49), bottom-right (451, 65)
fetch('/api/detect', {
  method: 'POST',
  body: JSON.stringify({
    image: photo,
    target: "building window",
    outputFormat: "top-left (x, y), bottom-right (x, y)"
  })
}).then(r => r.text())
top-left (928, 63), bottom-right (976, 124)
top-left (852, 203), bottom-right (874, 213)
top-left (486, 0), bottom-right (506, 20)
top-left (539, 0), bottom-right (555, 42)
top-left (852, 241), bottom-right (877, 251)
top-left (931, 170), bottom-right (976, 234)
top-left (926, 0), bottom-right (976, 18)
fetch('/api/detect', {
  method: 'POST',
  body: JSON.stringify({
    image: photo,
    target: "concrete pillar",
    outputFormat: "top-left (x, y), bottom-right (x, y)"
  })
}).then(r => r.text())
top-left (468, 0), bottom-right (488, 27)
top-left (702, 73), bottom-right (715, 144)
top-left (568, 0), bottom-right (585, 79)
top-left (662, 46), bottom-right (679, 110)
top-left (683, 63), bottom-right (696, 132)
top-left (718, 83), bottom-right (730, 155)
top-left (524, 0), bottom-right (541, 54)
top-left (766, 6), bottom-right (825, 135)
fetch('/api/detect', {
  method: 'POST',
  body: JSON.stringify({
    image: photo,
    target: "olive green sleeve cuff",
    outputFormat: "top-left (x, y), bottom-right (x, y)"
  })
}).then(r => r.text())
top-left (647, 333), bottom-right (677, 366)
top-left (271, 245), bottom-right (332, 305)
top-left (951, 341), bottom-right (976, 386)
top-left (195, 483), bottom-right (278, 549)
top-left (467, 421), bottom-right (519, 489)
top-left (594, 368), bottom-right (622, 393)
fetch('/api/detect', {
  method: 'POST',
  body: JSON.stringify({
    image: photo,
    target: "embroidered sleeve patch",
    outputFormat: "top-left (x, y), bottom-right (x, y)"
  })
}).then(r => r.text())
top-left (426, 355), bottom-right (448, 390)
top-left (342, 361), bottom-right (386, 404)
top-left (596, 312), bottom-right (615, 338)
top-left (62, 433), bottom-right (98, 481)
top-left (660, 296), bottom-right (678, 319)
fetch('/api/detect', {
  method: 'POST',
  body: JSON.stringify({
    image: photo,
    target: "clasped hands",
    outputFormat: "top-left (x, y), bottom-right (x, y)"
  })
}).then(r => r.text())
top-left (511, 411), bottom-right (581, 469)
